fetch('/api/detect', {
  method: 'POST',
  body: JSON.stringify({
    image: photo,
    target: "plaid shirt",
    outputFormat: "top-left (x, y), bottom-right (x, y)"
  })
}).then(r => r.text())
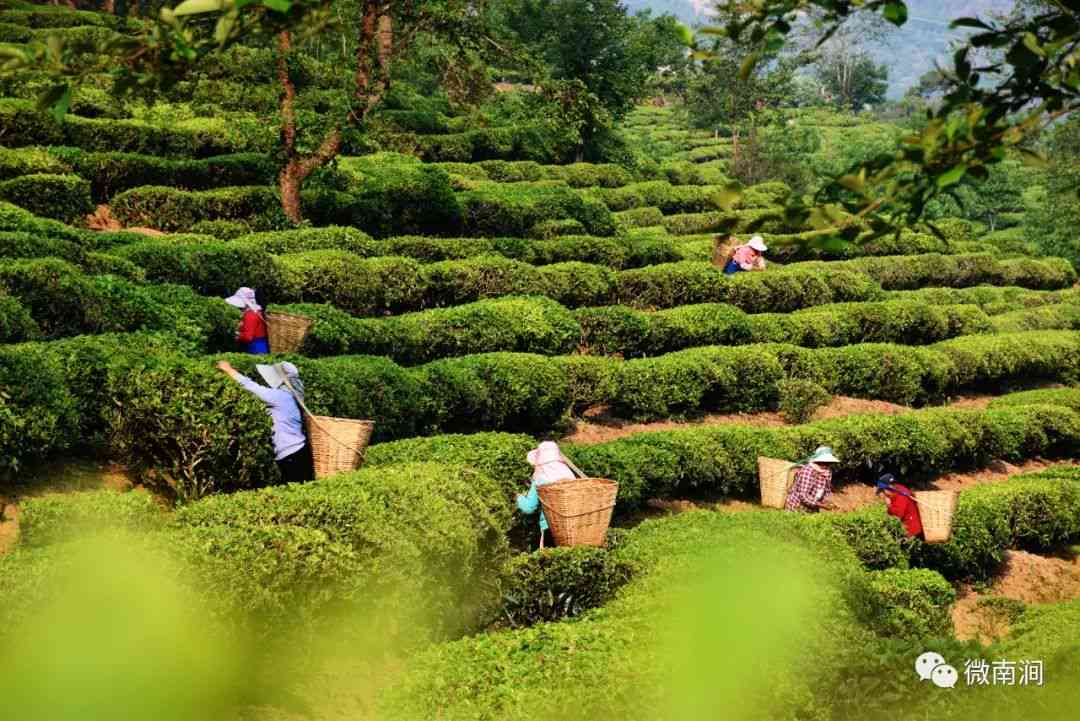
top-left (732, 245), bottom-right (766, 270)
top-left (785, 462), bottom-right (833, 512)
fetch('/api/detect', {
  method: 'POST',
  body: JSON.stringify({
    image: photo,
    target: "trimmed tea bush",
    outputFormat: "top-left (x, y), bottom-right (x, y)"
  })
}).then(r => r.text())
top-left (860, 568), bottom-right (956, 640)
top-left (460, 181), bottom-right (616, 237)
top-left (115, 240), bottom-right (283, 297)
top-left (778, 378), bottom-right (831, 424)
top-left (51, 149), bottom-right (277, 202)
top-left (18, 490), bottom-right (166, 548)
top-left (0, 146), bottom-right (69, 181)
top-left (174, 462), bottom-right (513, 635)
top-left (0, 292), bottom-right (38, 342)
top-left (497, 547), bottom-right (634, 628)
top-left (276, 252), bottom-right (425, 315)
top-left (235, 226), bottom-right (381, 256)
top-left (365, 432), bottom-right (535, 492)
top-left (990, 303), bottom-right (1080, 333)
top-left (332, 163), bottom-right (463, 237)
top-left (559, 405), bottom-right (1080, 510)
top-left (0, 343), bottom-right (79, 476)
top-left (988, 387), bottom-right (1080, 413)
top-left (418, 352), bottom-right (573, 433)
top-left (110, 186), bottom-right (289, 232)
top-left (791, 253), bottom-right (1076, 291)
top-left (106, 356), bottom-right (279, 500)
top-left (0, 173), bottom-right (93, 224)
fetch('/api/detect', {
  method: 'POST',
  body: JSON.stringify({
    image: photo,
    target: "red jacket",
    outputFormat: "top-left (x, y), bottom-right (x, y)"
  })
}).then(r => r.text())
top-left (886, 483), bottom-right (923, 537)
top-left (237, 309), bottom-right (268, 344)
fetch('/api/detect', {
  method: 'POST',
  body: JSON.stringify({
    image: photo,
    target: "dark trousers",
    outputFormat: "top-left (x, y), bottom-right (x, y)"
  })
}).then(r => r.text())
top-left (277, 444), bottom-right (314, 484)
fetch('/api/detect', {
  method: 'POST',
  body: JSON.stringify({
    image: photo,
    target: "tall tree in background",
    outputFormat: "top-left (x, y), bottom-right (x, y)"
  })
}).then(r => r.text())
top-left (684, 39), bottom-right (796, 130)
top-left (500, 0), bottom-right (686, 153)
top-left (814, 46), bottom-right (888, 110)
top-left (3, 0), bottom-right (493, 225)
top-left (1024, 116), bottom-right (1080, 269)
top-left (711, 0), bottom-right (1080, 244)
top-left (275, 0), bottom-right (491, 222)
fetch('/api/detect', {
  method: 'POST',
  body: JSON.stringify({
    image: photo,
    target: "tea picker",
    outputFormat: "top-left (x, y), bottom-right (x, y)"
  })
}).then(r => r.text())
top-left (216, 361), bottom-right (374, 481)
top-left (875, 475), bottom-right (957, 544)
top-left (758, 446), bottom-right (840, 513)
top-left (224, 287), bottom-right (269, 355)
top-left (517, 441), bottom-right (619, 549)
top-left (216, 360), bottom-right (314, 483)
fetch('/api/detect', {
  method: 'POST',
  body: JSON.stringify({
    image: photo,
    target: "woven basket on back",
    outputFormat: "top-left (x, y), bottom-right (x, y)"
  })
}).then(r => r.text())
top-left (266, 312), bottom-right (313, 354)
top-left (306, 415), bottom-right (374, 479)
top-left (712, 235), bottom-right (737, 268)
top-left (537, 478), bottom-right (619, 547)
top-left (758, 456), bottom-right (798, 509)
top-left (915, 490), bottom-right (958, 544)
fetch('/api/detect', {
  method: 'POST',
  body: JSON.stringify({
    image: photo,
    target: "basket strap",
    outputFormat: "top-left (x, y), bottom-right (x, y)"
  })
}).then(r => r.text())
top-left (560, 451), bottom-right (588, 479)
top-left (280, 376), bottom-right (367, 459)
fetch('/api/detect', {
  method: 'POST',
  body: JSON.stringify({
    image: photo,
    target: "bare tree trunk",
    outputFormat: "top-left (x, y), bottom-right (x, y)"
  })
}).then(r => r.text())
top-left (277, 31), bottom-right (341, 225)
top-left (350, 0), bottom-right (393, 124)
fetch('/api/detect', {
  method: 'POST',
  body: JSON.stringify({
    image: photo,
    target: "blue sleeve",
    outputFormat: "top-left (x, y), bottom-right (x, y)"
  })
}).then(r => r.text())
top-left (516, 482), bottom-right (540, 515)
top-left (235, 374), bottom-right (278, 405)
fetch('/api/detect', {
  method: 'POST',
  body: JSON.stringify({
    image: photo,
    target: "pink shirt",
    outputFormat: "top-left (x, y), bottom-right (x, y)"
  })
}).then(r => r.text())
top-left (732, 245), bottom-right (766, 270)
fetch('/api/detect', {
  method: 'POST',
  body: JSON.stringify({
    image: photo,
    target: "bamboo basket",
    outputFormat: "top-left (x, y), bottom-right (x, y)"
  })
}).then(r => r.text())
top-left (537, 478), bottom-right (619, 547)
top-left (306, 415), bottom-right (374, 479)
top-left (758, 456), bottom-right (798, 509)
top-left (266, 312), bottom-right (313, 354)
top-left (712, 235), bottom-right (737, 268)
top-left (914, 490), bottom-right (958, 544)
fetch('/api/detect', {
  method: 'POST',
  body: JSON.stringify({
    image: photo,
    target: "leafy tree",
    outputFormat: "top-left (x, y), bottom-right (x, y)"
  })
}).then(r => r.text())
top-left (1023, 116), bottom-right (1080, 269)
top-left (2, 0), bottom-right (495, 224)
top-left (797, 12), bottom-right (890, 111)
top-left (815, 49), bottom-right (888, 110)
top-left (683, 41), bottom-right (797, 130)
top-left (927, 158), bottom-right (1030, 231)
top-left (710, 0), bottom-right (1080, 244)
top-left (500, 0), bottom-right (686, 129)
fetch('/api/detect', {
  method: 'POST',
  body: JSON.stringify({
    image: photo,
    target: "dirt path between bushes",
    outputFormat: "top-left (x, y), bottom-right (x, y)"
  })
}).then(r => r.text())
top-left (953, 549), bottom-right (1080, 643)
top-left (0, 461), bottom-right (136, 555)
top-left (633, 457), bottom-right (1080, 520)
top-left (562, 388), bottom-right (1042, 446)
top-left (630, 457), bottom-right (1080, 644)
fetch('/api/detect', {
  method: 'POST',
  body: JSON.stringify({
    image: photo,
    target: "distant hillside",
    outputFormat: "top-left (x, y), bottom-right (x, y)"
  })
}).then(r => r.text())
top-left (626, 0), bottom-right (1018, 98)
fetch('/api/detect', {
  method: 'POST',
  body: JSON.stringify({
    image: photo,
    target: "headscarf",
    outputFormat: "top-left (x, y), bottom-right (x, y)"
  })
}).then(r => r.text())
top-left (257, 361), bottom-right (305, 402)
top-left (224, 287), bottom-right (262, 312)
top-left (279, 361), bottom-right (305, 403)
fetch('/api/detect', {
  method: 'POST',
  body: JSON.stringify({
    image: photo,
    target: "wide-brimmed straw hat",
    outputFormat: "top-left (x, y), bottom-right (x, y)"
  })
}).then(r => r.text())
top-left (748, 235), bottom-right (768, 253)
top-left (807, 446), bottom-right (840, 464)
top-left (527, 441), bottom-right (564, 466)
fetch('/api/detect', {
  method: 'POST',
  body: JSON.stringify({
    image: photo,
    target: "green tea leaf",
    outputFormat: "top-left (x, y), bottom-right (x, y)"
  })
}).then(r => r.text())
top-left (883, 2), bottom-right (907, 27)
top-left (936, 165), bottom-right (966, 189)
top-left (173, 0), bottom-right (227, 17)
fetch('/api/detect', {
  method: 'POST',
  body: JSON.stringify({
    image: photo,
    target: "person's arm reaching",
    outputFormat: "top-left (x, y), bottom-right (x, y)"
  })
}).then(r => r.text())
top-left (517, 481), bottom-right (540, 515)
top-left (216, 360), bottom-right (277, 404)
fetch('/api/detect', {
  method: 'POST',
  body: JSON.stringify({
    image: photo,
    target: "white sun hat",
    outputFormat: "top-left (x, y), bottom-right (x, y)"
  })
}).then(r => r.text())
top-left (748, 235), bottom-right (768, 253)
top-left (224, 287), bottom-right (260, 311)
top-left (807, 446), bottom-right (840, 464)
top-left (527, 441), bottom-right (565, 467)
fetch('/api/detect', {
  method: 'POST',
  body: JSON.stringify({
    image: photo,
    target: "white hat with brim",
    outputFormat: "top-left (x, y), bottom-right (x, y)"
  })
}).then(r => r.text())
top-left (225, 287), bottom-right (259, 310)
top-left (748, 235), bottom-right (768, 253)
top-left (256, 362), bottom-right (299, 389)
top-left (808, 446), bottom-right (840, 464)
top-left (527, 441), bottom-right (564, 466)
